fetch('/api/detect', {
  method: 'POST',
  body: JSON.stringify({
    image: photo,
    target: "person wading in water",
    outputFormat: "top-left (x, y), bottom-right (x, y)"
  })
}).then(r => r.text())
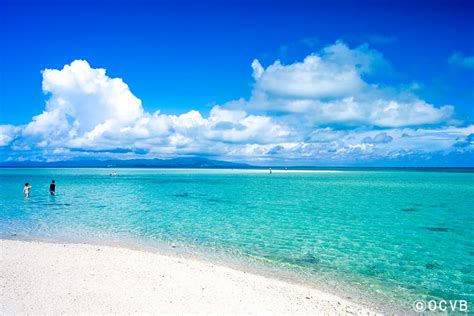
top-left (49, 180), bottom-right (56, 195)
top-left (23, 183), bottom-right (32, 198)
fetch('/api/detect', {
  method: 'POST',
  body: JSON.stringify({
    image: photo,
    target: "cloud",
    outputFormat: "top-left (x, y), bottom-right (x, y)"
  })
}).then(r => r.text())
top-left (449, 52), bottom-right (474, 69)
top-left (227, 125), bottom-right (474, 165)
top-left (24, 60), bottom-right (143, 139)
top-left (453, 133), bottom-right (474, 148)
top-left (0, 125), bottom-right (21, 146)
top-left (251, 56), bottom-right (363, 100)
top-left (2, 60), bottom-right (291, 161)
top-left (362, 132), bottom-right (393, 144)
top-left (1, 41), bottom-right (473, 166)
top-left (306, 128), bottom-right (347, 143)
top-left (250, 41), bottom-right (385, 100)
top-left (205, 106), bottom-right (291, 144)
top-left (248, 41), bottom-right (454, 128)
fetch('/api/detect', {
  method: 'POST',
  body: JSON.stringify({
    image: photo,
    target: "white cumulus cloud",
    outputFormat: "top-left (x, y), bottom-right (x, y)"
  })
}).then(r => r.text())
top-left (247, 41), bottom-right (454, 128)
top-left (1, 41), bottom-right (473, 165)
top-left (24, 60), bottom-right (143, 141)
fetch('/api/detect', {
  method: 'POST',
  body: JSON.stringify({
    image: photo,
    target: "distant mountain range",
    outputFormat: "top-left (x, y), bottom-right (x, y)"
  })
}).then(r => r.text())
top-left (0, 157), bottom-right (252, 168)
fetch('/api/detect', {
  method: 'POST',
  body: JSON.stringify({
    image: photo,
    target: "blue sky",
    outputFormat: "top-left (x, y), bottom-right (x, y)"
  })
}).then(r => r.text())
top-left (0, 0), bottom-right (473, 166)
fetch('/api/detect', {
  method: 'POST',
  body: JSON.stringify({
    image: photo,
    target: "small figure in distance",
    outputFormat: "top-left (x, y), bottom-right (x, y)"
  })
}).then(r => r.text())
top-left (23, 182), bottom-right (32, 198)
top-left (269, 168), bottom-right (272, 174)
top-left (49, 180), bottom-right (56, 196)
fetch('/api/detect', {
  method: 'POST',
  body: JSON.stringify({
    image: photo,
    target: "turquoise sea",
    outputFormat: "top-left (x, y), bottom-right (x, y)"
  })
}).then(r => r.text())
top-left (0, 168), bottom-right (473, 311)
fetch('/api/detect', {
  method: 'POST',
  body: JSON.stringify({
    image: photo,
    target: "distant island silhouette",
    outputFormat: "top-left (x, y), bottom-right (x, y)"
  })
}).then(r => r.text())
top-left (0, 157), bottom-right (251, 168)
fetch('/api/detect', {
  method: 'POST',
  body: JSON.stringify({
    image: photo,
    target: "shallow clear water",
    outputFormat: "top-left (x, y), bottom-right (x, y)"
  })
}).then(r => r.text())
top-left (0, 168), bottom-right (473, 310)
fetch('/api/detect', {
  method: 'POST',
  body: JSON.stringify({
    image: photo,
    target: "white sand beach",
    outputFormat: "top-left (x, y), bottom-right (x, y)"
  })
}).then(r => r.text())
top-left (0, 239), bottom-right (379, 314)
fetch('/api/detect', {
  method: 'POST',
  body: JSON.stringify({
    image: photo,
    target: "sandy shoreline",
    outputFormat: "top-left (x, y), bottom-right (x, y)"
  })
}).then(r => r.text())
top-left (0, 239), bottom-right (380, 314)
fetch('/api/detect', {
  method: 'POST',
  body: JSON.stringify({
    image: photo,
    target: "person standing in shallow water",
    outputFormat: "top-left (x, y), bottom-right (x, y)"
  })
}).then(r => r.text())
top-left (49, 180), bottom-right (56, 195)
top-left (23, 183), bottom-right (32, 198)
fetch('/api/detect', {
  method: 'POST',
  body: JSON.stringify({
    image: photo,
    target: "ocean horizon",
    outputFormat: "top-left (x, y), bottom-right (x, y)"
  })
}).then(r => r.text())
top-left (1, 167), bottom-right (472, 312)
